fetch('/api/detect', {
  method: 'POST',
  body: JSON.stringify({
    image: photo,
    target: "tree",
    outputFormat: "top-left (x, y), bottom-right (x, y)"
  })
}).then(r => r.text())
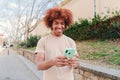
top-left (7, 0), bottom-right (63, 44)
top-left (17, 0), bottom-right (60, 39)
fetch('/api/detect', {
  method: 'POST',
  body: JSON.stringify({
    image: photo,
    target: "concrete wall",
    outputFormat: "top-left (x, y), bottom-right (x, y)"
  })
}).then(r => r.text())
top-left (16, 49), bottom-right (120, 80)
top-left (30, 20), bottom-right (51, 36)
top-left (63, 0), bottom-right (120, 21)
top-left (62, 0), bottom-right (94, 21)
top-left (99, 0), bottom-right (120, 16)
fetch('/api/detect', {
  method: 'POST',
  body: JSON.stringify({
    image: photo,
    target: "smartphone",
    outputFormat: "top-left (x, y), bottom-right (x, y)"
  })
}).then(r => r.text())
top-left (64, 48), bottom-right (76, 58)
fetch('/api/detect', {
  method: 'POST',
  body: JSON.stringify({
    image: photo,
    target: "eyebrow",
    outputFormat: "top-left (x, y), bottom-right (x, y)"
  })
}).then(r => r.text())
top-left (54, 20), bottom-right (64, 23)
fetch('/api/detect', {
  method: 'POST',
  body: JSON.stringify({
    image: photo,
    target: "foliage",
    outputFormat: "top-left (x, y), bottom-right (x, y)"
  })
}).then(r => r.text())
top-left (25, 47), bottom-right (36, 51)
top-left (64, 19), bottom-right (92, 40)
top-left (64, 12), bottom-right (120, 40)
top-left (19, 41), bottom-right (26, 47)
top-left (92, 16), bottom-right (120, 40)
top-left (19, 35), bottom-right (40, 48)
top-left (108, 22), bottom-right (120, 40)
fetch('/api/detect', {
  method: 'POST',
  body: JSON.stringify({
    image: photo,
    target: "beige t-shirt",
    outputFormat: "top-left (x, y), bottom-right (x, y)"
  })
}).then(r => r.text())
top-left (35, 34), bottom-right (77, 80)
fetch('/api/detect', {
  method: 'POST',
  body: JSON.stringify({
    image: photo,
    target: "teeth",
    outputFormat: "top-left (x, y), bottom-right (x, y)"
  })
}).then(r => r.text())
top-left (56, 28), bottom-right (61, 30)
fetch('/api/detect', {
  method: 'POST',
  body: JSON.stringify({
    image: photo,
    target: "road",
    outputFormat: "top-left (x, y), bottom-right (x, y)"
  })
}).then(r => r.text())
top-left (0, 47), bottom-right (40, 80)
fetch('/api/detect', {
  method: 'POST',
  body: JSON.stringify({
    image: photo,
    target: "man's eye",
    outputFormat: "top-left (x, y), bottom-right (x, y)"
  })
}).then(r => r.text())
top-left (61, 22), bottom-right (65, 25)
top-left (54, 22), bottom-right (58, 25)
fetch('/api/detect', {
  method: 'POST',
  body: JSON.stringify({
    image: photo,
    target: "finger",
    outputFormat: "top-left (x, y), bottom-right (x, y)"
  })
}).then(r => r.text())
top-left (72, 57), bottom-right (79, 61)
top-left (57, 56), bottom-right (67, 60)
top-left (56, 62), bottom-right (67, 67)
top-left (56, 58), bottom-right (62, 62)
top-left (74, 54), bottom-right (79, 58)
top-left (68, 59), bottom-right (79, 64)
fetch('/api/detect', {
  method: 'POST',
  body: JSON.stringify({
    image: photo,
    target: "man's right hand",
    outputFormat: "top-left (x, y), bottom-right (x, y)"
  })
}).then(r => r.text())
top-left (52, 56), bottom-right (69, 67)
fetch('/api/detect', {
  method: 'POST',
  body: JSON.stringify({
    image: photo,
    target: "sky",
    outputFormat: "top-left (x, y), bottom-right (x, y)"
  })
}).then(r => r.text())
top-left (0, 0), bottom-right (63, 36)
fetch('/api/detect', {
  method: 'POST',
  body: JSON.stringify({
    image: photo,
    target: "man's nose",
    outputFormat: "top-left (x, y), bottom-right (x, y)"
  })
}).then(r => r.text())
top-left (58, 24), bottom-right (62, 27)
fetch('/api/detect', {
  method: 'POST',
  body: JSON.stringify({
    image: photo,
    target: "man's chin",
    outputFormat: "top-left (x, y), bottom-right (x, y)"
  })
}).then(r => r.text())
top-left (56, 33), bottom-right (63, 36)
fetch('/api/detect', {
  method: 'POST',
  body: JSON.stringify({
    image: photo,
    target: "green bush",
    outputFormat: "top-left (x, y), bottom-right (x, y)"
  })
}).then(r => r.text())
top-left (64, 14), bottom-right (120, 41)
top-left (19, 35), bottom-right (40, 48)
top-left (19, 41), bottom-right (26, 47)
top-left (92, 22), bottom-right (109, 40)
top-left (64, 19), bottom-right (92, 40)
top-left (108, 22), bottom-right (120, 40)
top-left (92, 16), bottom-right (120, 40)
top-left (91, 15), bottom-right (105, 26)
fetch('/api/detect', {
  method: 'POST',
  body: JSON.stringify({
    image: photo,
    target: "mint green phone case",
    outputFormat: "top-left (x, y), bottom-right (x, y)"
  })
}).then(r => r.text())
top-left (64, 48), bottom-right (76, 58)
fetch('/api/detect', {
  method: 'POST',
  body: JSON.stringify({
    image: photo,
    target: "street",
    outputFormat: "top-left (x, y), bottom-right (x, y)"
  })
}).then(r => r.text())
top-left (0, 47), bottom-right (39, 80)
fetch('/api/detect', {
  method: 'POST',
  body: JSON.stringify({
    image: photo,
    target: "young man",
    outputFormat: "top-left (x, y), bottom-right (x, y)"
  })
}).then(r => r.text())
top-left (35, 7), bottom-right (79, 80)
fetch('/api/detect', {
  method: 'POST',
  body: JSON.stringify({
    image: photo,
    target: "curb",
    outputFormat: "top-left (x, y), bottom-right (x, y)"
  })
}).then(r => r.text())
top-left (17, 55), bottom-right (43, 80)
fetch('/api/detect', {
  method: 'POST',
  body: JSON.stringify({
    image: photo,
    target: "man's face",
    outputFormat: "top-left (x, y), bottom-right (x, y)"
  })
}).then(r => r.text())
top-left (52, 19), bottom-right (65, 36)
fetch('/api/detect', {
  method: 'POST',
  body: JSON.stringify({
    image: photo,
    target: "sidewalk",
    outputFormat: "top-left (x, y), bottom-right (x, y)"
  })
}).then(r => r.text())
top-left (0, 48), bottom-right (42, 80)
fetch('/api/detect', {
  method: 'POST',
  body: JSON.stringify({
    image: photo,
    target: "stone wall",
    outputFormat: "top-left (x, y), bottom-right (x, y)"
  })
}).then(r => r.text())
top-left (16, 49), bottom-right (120, 80)
top-left (16, 49), bottom-right (36, 63)
top-left (74, 63), bottom-right (120, 80)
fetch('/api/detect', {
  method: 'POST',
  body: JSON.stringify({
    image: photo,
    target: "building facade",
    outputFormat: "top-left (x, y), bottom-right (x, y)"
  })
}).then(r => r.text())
top-left (30, 0), bottom-right (120, 36)
top-left (0, 33), bottom-right (3, 46)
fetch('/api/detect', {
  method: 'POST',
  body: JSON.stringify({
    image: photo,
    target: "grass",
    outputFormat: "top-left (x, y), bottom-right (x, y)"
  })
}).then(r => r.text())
top-left (80, 52), bottom-right (109, 60)
top-left (76, 40), bottom-right (120, 65)
top-left (22, 39), bottom-right (120, 66)
top-left (107, 52), bottom-right (120, 65)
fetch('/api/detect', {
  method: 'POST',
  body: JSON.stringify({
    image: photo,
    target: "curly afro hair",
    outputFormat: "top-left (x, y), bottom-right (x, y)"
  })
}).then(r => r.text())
top-left (43, 7), bottom-right (73, 29)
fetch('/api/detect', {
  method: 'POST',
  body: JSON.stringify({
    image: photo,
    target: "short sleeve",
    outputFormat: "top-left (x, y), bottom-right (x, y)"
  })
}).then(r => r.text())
top-left (68, 38), bottom-right (76, 49)
top-left (71, 40), bottom-right (76, 49)
top-left (35, 38), bottom-right (45, 54)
